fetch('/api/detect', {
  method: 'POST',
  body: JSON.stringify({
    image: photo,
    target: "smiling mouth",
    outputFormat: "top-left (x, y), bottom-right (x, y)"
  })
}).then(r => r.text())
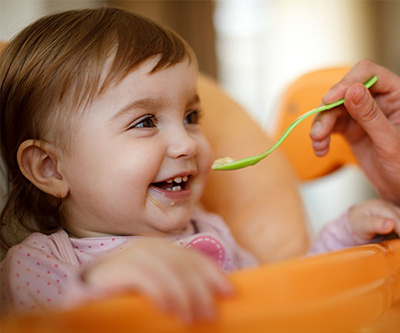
top-left (151, 176), bottom-right (189, 192)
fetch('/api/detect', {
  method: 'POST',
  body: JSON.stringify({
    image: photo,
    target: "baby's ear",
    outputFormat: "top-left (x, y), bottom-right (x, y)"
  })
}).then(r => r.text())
top-left (17, 140), bottom-right (69, 198)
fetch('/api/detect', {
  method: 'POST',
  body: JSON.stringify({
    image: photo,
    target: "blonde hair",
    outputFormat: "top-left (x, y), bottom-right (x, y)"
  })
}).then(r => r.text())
top-left (0, 7), bottom-right (195, 251)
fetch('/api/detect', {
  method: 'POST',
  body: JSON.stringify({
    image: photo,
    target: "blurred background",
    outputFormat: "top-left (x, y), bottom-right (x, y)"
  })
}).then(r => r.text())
top-left (1, 0), bottom-right (399, 130)
top-left (1, 0), bottom-right (399, 235)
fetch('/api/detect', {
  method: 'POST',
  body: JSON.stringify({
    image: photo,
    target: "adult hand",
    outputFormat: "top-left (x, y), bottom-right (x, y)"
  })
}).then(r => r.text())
top-left (310, 60), bottom-right (400, 204)
top-left (83, 238), bottom-right (233, 322)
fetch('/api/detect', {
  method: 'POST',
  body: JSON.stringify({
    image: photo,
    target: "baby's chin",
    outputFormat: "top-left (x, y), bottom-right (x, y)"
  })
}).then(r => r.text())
top-left (143, 206), bottom-right (193, 236)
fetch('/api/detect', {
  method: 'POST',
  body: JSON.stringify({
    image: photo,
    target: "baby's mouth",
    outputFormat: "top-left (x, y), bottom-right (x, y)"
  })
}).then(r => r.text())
top-left (151, 176), bottom-right (189, 192)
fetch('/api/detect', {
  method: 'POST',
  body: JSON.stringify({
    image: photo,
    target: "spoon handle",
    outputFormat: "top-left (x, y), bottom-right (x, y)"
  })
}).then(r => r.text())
top-left (212, 76), bottom-right (378, 171)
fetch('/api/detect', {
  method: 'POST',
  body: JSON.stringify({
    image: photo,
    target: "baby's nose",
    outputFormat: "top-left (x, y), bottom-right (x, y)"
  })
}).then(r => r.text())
top-left (166, 130), bottom-right (199, 159)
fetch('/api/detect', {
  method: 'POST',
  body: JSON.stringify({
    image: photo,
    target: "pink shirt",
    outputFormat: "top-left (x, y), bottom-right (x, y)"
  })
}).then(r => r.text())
top-left (1, 208), bottom-right (375, 318)
top-left (1, 208), bottom-right (257, 317)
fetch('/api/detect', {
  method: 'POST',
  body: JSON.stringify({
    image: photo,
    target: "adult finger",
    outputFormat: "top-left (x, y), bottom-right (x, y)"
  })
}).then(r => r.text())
top-left (322, 60), bottom-right (395, 105)
top-left (343, 83), bottom-right (399, 154)
top-left (310, 107), bottom-right (347, 156)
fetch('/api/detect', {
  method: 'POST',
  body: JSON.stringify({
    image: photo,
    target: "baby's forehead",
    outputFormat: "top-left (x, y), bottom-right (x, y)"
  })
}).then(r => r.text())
top-left (90, 58), bottom-right (197, 106)
top-left (100, 55), bottom-right (195, 90)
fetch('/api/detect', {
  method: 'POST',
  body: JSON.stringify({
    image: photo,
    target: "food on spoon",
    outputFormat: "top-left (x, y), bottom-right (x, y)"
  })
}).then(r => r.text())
top-left (212, 156), bottom-right (236, 169)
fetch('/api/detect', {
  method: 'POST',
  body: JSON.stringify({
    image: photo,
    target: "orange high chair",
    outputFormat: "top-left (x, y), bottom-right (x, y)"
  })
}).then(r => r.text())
top-left (1, 39), bottom-right (399, 333)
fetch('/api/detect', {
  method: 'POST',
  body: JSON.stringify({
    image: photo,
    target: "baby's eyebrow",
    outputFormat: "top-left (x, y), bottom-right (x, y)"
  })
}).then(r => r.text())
top-left (113, 94), bottom-right (200, 119)
top-left (188, 94), bottom-right (201, 106)
top-left (113, 97), bottom-right (163, 119)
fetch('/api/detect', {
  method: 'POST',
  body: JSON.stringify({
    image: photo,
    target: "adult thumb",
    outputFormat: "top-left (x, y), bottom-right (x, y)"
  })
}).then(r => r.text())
top-left (344, 83), bottom-right (397, 148)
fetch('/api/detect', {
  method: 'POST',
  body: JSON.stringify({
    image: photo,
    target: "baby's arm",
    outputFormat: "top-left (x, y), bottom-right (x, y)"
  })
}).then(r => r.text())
top-left (1, 236), bottom-right (232, 321)
top-left (83, 238), bottom-right (233, 322)
top-left (308, 198), bottom-right (400, 255)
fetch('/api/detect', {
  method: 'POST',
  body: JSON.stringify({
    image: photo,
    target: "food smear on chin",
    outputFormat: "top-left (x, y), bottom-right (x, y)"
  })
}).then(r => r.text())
top-left (146, 193), bottom-right (176, 208)
top-left (147, 193), bottom-right (163, 208)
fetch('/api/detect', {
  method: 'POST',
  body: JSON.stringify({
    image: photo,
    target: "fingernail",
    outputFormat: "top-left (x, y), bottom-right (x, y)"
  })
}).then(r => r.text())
top-left (310, 121), bottom-right (322, 137)
top-left (352, 86), bottom-right (367, 106)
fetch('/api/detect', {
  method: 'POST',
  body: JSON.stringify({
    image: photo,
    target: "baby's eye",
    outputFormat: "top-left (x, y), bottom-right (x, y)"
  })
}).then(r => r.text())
top-left (184, 110), bottom-right (202, 125)
top-left (129, 115), bottom-right (157, 129)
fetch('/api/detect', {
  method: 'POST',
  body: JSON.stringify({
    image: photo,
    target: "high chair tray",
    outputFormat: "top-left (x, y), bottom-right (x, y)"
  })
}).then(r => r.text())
top-left (2, 239), bottom-right (399, 333)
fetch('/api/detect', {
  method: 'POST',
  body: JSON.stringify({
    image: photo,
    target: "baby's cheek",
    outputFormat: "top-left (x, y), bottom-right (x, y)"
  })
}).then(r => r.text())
top-left (200, 137), bottom-right (214, 172)
top-left (192, 138), bottom-right (213, 201)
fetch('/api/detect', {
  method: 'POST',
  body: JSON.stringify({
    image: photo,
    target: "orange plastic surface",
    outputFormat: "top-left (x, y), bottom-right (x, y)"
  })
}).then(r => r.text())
top-left (2, 239), bottom-right (399, 333)
top-left (276, 67), bottom-right (357, 180)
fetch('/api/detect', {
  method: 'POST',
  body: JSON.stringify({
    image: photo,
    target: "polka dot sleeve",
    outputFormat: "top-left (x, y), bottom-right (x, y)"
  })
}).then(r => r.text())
top-left (0, 231), bottom-right (103, 318)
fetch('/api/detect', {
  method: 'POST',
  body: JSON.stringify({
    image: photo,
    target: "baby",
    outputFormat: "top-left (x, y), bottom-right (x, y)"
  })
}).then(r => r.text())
top-left (1, 7), bottom-right (399, 322)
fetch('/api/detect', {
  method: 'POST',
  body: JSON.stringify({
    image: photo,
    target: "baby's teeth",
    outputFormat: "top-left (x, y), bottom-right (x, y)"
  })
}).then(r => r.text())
top-left (165, 176), bottom-right (188, 184)
top-left (166, 186), bottom-right (182, 191)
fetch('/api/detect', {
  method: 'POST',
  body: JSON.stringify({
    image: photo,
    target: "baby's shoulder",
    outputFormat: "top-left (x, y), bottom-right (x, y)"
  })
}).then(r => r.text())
top-left (3, 229), bottom-right (70, 262)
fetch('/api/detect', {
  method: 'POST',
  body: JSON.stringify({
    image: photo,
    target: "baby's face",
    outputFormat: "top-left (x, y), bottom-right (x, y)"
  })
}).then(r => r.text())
top-left (59, 58), bottom-right (213, 238)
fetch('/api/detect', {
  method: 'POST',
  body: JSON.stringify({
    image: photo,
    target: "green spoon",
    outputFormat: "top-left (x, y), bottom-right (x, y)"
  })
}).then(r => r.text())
top-left (212, 76), bottom-right (378, 171)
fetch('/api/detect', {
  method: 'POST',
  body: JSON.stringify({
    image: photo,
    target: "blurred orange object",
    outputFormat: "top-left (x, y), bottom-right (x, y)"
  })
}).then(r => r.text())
top-left (2, 238), bottom-right (399, 333)
top-left (276, 67), bottom-right (356, 180)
